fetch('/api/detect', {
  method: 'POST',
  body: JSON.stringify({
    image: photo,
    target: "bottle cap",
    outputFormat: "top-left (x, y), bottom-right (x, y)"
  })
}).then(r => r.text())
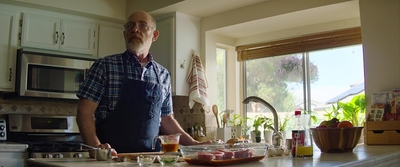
top-left (294, 110), bottom-right (301, 116)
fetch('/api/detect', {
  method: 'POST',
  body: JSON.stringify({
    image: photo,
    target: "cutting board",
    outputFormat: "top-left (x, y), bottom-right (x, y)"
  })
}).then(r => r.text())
top-left (116, 152), bottom-right (164, 160)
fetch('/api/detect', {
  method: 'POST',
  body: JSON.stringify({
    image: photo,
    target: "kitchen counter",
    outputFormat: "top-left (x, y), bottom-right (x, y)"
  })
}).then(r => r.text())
top-left (27, 144), bottom-right (400, 167)
top-left (0, 142), bottom-right (29, 167)
top-left (0, 141), bottom-right (28, 152)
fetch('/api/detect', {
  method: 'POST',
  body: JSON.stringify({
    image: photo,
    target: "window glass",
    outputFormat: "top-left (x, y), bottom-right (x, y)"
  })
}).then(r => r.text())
top-left (216, 48), bottom-right (227, 111)
top-left (243, 44), bottom-right (364, 138)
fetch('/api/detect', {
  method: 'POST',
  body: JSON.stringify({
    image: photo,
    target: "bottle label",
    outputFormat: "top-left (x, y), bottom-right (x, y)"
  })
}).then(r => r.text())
top-left (291, 130), bottom-right (305, 156)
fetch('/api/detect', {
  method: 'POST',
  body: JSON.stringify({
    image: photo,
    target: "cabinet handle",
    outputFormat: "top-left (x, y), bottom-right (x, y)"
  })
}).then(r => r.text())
top-left (9, 68), bottom-right (12, 81)
top-left (55, 31), bottom-right (59, 44)
top-left (62, 32), bottom-right (65, 45)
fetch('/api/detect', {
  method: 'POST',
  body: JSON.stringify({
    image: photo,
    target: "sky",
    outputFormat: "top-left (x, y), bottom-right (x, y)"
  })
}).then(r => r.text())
top-left (291, 45), bottom-right (364, 104)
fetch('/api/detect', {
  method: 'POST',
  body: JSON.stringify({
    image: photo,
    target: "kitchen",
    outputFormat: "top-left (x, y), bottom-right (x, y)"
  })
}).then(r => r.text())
top-left (0, 0), bottom-right (399, 166)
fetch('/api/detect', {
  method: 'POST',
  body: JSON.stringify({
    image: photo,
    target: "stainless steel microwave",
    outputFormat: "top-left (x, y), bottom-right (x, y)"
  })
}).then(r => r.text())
top-left (5, 49), bottom-right (96, 100)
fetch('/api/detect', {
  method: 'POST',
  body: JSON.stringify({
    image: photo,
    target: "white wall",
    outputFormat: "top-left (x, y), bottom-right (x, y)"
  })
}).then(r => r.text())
top-left (174, 12), bottom-right (201, 95)
top-left (359, 0), bottom-right (400, 112)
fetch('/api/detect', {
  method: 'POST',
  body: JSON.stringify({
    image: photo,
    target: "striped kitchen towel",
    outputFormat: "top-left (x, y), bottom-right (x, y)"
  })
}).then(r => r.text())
top-left (187, 52), bottom-right (210, 112)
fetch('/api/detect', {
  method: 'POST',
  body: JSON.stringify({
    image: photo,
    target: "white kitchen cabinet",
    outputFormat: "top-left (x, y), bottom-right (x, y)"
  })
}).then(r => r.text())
top-left (97, 24), bottom-right (125, 58)
top-left (150, 12), bottom-right (200, 95)
top-left (0, 8), bottom-right (20, 92)
top-left (21, 12), bottom-right (97, 55)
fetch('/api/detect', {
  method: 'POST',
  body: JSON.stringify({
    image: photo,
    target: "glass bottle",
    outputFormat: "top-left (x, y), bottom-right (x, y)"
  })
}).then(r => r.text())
top-left (291, 110), bottom-right (304, 157)
top-left (291, 110), bottom-right (313, 157)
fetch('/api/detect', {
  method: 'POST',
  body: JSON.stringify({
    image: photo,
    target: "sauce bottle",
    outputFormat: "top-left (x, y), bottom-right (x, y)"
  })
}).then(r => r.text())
top-left (292, 110), bottom-right (313, 157)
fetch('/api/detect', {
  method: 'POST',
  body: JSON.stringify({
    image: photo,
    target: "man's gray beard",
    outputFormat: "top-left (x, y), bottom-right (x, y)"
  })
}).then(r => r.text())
top-left (127, 43), bottom-right (141, 52)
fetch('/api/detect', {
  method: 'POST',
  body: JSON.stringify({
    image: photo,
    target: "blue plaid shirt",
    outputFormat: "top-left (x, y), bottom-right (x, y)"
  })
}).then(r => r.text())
top-left (77, 50), bottom-right (173, 120)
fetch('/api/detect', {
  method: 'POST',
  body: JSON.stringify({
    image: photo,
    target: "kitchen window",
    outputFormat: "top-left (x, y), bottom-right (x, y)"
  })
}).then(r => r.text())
top-left (237, 27), bottom-right (363, 137)
top-left (216, 48), bottom-right (227, 112)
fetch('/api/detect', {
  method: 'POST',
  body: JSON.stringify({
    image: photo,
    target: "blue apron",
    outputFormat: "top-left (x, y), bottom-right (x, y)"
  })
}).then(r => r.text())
top-left (96, 53), bottom-right (163, 153)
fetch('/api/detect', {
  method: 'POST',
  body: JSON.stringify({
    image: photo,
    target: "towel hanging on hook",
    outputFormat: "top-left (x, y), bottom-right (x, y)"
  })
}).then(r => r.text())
top-left (187, 51), bottom-right (209, 113)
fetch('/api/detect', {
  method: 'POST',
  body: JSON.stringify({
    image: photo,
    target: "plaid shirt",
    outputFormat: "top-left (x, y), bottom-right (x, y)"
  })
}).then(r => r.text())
top-left (77, 51), bottom-right (173, 120)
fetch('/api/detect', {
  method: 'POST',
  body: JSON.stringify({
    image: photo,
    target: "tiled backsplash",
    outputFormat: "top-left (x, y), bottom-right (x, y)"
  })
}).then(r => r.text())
top-left (0, 94), bottom-right (207, 136)
top-left (0, 95), bottom-right (78, 116)
top-left (172, 96), bottom-right (206, 133)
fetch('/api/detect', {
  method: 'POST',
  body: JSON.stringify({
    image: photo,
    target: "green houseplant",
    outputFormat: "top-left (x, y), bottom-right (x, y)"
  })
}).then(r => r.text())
top-left (251, 115), bottom-right (267, 142)
top-left (278, 115), bottom-right (290, 132)
top-left (337, 94), bottom-right (366, 127)
top-left (262, 117), bottom-right (274, 144)
top-left (229, 114), bottom-right (250, 138)
top-left (229, 114), bottom-right (249, 126)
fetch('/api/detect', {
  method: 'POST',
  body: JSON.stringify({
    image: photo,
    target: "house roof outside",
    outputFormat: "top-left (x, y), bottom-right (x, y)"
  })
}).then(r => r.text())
top-left (325, 82), bottom-right (365, 104)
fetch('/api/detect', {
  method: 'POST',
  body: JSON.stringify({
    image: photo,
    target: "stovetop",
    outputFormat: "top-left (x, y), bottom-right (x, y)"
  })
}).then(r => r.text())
top-left (22, 141), bottom-right (88, 152)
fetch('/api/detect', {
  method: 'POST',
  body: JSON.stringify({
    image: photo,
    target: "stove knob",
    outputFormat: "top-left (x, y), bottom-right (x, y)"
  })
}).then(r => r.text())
top-left (0, 132), bottom-right (5, 137)
top-left (73, 153), bottom-right (83, 158)
top-left (0, 125), bottom-right (5, 130)
top-left (53, 153), bottom-right (64, 158)
top-left (42, 154), bottom-right (53, 158)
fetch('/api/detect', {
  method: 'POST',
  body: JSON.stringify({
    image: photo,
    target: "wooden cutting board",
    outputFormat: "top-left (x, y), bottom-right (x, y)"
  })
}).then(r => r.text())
top-left (116, 152), bottom-right (164, 160)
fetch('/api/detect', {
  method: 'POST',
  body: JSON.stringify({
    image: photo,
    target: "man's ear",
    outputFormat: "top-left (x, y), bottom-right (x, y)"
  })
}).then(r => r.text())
top-left (123, 30), bottom-right (127, 40)
top-left (152, 30), bottom-right (159, 42)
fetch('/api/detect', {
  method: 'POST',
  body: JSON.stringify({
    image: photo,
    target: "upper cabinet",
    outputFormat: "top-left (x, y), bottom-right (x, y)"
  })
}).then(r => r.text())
top-left (21, 12), bottom-right (97, 55)
top-left (0, 8), bottom-right (20, 92)
top-left (150, 12), bottom-right (200, 95)
top-left (97, 24), bottom-right (125, 58)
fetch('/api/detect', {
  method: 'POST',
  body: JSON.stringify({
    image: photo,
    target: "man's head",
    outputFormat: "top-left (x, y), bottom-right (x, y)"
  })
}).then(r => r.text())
top-left (124, 11), bottom-right (159, 56)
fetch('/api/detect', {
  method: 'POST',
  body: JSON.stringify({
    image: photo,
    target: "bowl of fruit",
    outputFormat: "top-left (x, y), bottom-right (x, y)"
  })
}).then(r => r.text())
top-left (310, 118), bottom-right (363, 153)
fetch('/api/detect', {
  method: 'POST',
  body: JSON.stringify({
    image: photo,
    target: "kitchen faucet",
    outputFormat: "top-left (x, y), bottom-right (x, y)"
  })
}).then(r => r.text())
top-left (242, 96), bottom-right (283, 148)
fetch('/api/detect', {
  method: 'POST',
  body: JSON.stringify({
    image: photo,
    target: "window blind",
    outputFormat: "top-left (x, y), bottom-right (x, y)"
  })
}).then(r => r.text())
top-left (236, 27), bottom-right (362, 61)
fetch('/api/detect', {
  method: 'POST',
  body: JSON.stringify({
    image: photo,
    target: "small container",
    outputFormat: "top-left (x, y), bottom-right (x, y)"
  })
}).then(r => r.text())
top-left (95, 148), bottom-right (114, 161)
top-left (137, 155), bottom-right (156, 167)
top-left (157, 154), bottom-right (179, 165)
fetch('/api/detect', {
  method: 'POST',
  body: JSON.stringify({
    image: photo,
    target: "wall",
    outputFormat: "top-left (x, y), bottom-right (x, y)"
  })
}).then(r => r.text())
top-left (0, 96), bottom-right (78, 115)
top-left (359, 0), bottom-right (400, 113)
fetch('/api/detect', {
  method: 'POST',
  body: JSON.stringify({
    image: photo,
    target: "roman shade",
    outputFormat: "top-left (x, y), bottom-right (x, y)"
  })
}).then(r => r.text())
top-left (236, 27), bottom-right (362, 61)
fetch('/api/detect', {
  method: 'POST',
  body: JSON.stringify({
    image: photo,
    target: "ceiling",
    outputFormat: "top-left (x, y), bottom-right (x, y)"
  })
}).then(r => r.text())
top-left (149, 0), bottom-right (268, 18)
top-left (148, 0), bottom-right (360, 39)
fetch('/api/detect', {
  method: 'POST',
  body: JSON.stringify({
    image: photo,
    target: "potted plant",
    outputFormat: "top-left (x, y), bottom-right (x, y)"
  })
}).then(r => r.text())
top-left (263, 117), bottom-right (274, 144)
top-left (251, 115), bottom-right (267, 143)
top-left (278, 114), bottom-right (291, 140)
top-left (241, 125), bottom-right (251, 139)
top-left (229, 114), bottom-right (249, 139)
top-left (337, 94), bottom-right (366, 143)
top-left (337, 94), bottom-right (366, 127)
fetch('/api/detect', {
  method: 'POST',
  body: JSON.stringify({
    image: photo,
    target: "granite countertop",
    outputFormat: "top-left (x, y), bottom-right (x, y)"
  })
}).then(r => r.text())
top-left (0, 142), bottom-right (28, 152)
top-left (27, 144), bottom-right (400, 167)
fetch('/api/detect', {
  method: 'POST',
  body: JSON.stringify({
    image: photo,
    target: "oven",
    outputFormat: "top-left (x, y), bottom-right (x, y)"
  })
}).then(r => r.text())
top-left (6, 114), bottom-right (89, 159)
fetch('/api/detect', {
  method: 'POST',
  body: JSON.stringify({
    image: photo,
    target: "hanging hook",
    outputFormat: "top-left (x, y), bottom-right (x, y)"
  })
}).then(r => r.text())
top-left (180, 60), bottom-right (186, 69)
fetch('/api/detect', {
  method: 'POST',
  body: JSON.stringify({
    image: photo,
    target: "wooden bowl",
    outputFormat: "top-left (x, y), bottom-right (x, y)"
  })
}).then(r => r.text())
top-left (310, 127), bottom-right (363, 153)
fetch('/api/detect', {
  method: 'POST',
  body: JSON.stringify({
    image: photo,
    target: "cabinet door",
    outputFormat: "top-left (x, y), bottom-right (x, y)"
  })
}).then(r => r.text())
top-left (60, 19), bottom-right (97, 55)
top-left (21, 12), bottom-right (60, 51)
top-left (0, 8), bottom-right (19, 91)
top-left (98, 24), bottom-right (125, 58)
top-left (150, 16), bottom-right (175, 93)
